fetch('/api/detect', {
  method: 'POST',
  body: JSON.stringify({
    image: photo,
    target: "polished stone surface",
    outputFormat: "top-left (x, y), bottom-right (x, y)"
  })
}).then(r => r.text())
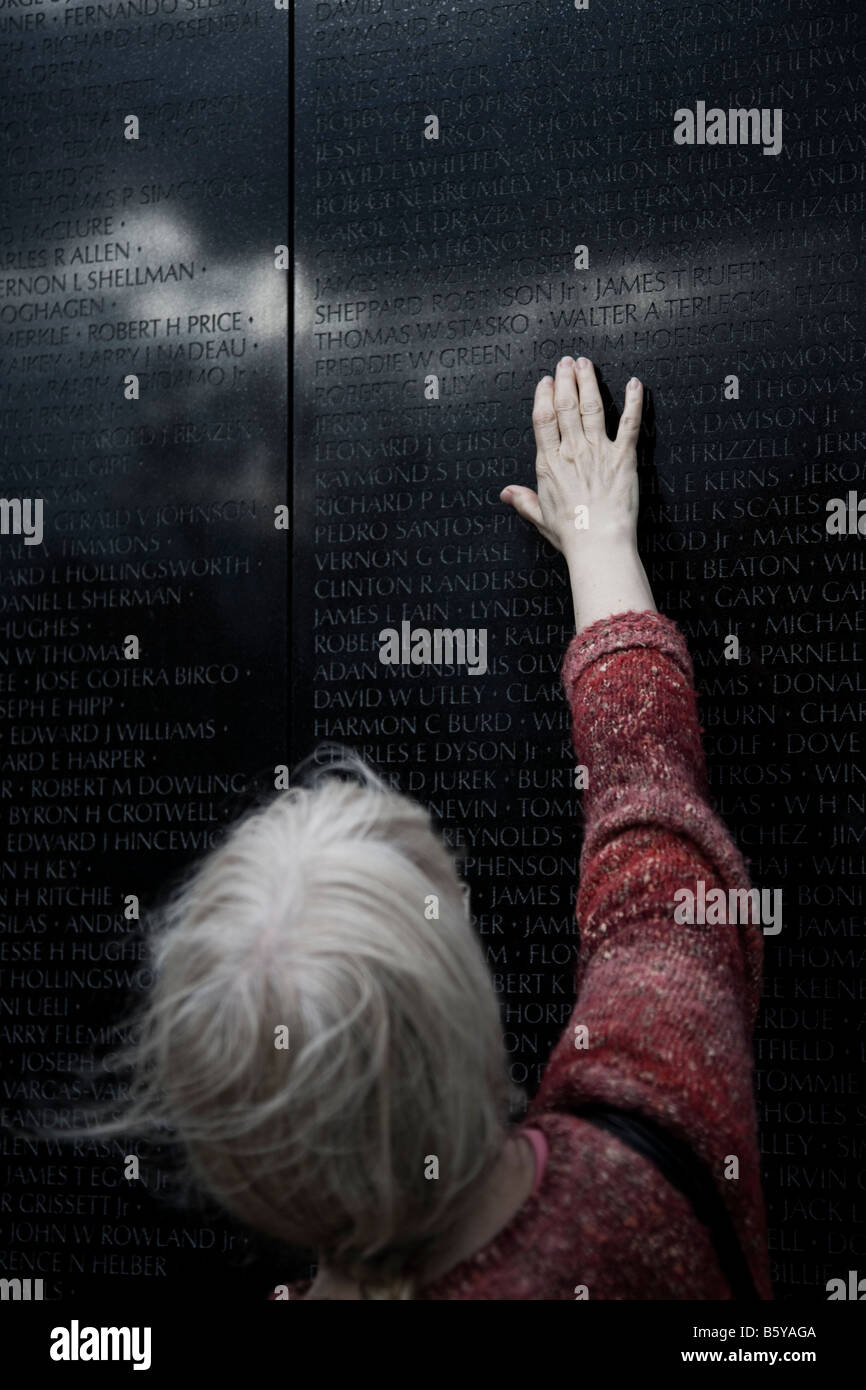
top-left (292, 0), bottom-right (866, 1300)
top-left (1, 2), bottom-right (288, 1295)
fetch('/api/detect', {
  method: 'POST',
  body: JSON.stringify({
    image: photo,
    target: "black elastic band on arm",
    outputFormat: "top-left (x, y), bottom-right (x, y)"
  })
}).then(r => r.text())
top-left (572, 1101), bottom-right (761, 1301)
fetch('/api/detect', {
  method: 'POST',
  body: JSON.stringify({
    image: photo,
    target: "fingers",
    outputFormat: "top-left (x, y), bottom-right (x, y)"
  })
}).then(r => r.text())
top-left (500, 485), bottom-right (546, 532)
top-left (615, 376), bottom-right (643, 449)
top-left (531, 375), bottom-right (560, 462)
top-left (574, 357), bottom-right (607, 444)
top-left (552, 357), bottom-right (586, 458)
top-left (532, 359), bottom-right (642, 465)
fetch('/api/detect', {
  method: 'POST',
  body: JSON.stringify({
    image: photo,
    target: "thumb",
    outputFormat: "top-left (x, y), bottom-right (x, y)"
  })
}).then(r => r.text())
top-left (501, 485), bottom-right (545, 531)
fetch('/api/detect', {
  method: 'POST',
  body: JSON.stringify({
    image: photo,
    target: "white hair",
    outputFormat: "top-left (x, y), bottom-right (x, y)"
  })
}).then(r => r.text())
top-left (55, 751), bottom-right (518, 1299)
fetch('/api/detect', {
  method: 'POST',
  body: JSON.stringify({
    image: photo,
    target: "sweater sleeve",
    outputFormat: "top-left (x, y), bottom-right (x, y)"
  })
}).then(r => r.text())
top-left (529, 609), bottom-right (770, 1291)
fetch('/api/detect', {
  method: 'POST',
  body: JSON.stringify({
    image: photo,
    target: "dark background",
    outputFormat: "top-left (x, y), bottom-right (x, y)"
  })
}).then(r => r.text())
top-left (1, 0), bottom-right (290, 1297)
top-left (291, 0), bottom-right (866, 1302)
top-left (2, 0), bottom-right (864, 1303)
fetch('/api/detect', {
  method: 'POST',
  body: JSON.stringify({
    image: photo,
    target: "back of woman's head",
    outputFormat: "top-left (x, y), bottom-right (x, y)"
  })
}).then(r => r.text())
top-left (105, 753), bottom-right (514, 1297)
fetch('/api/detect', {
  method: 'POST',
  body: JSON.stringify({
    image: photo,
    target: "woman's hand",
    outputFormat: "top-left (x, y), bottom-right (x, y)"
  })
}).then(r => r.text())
top-left (500, 356), bottom-right (643, 558)
top-left (501, 355), bottom-right (657, 633)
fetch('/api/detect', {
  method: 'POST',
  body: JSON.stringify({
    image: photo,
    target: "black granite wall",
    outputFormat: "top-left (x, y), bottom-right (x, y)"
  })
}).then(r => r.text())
top-left (1, 0), bottom-right (288, 1296)
top-left (291, 0), bottom-right (866, 1302)
top-left (2, 0), bottom-right (864, 1305)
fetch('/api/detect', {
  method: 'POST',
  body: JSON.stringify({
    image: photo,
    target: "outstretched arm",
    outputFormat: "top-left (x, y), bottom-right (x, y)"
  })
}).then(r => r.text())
top-left (503, 358), bottom-right (770, 1295)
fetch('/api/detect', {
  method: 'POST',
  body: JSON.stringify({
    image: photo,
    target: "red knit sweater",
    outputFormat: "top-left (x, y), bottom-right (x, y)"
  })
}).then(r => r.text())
top-left (280, 609), bottom-right (772, 1300)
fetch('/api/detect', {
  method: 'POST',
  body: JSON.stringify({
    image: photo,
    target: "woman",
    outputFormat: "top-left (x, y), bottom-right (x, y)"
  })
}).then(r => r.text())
top-left (91, 357), bottom-right (772, 1300)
